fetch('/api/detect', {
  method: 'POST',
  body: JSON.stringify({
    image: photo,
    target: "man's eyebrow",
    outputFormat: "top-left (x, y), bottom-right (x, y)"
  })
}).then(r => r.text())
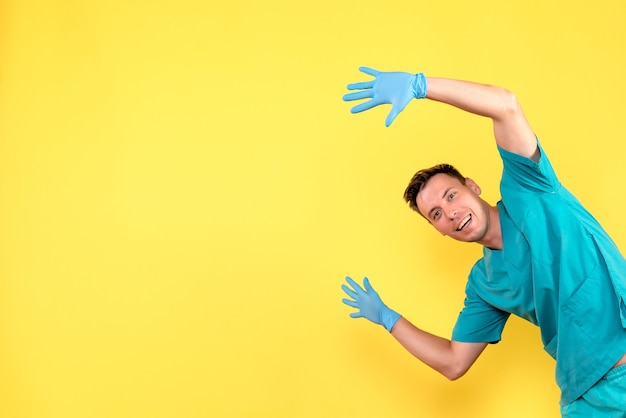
top-left (441, 187), bottom-right (452, 200)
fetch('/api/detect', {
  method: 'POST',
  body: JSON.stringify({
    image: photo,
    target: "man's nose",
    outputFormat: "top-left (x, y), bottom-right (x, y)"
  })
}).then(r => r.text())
top-left (445, 208), bottom-right (457, 219)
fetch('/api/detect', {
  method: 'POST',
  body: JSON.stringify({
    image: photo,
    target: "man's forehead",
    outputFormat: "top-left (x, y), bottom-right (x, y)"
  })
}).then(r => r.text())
top-left (416, 174), bottom-right (464, 209)
top-left (419, 173), bottom-right (463, 196)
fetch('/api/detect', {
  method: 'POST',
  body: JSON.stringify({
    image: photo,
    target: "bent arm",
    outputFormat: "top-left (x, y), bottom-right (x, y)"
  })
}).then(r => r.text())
top-left (391, 317), bottom-right (487, 380)
top-left (426, 78), bottom-right (538, 161)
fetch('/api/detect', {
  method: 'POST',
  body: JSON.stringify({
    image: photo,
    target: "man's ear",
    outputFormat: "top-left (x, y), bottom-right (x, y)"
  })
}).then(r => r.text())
top-left (465, 177), bottom-right (482, 195)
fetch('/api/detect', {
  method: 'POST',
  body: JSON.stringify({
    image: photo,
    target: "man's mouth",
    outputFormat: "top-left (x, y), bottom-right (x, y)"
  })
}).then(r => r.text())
top-left (456, 214), bottom-right (471, 231)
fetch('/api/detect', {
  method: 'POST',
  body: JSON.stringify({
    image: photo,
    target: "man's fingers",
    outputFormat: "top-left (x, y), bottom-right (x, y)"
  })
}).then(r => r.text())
top-left (385, 108), bottom-right (400, 127)
top-left (342, 298), bottom-right (358, 308)
top-left (346, 80), bottom-right (375, 91)
top-left (345, 276), bottom-right (364, 293)
top-left (351, 99), bottom-right (380, 114)
top-left (358, 66), bottom-right (380, 77)
top-left (386, 102), bottom-right (409, 127)
top-left (363, 277), bottom-right (374, 292)
top-left (341, 283), bottom-right (358, 299)
top-left (343, 90), bottom-right (373, 102)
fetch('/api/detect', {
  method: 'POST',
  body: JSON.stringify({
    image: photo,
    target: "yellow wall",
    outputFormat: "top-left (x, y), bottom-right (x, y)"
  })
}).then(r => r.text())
top-left (1, 1), bottom-right (625, 417)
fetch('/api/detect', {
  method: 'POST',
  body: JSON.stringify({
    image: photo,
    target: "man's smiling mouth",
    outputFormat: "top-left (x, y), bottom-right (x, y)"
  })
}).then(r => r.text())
top-left (456, 214), bottom-right (471, 231)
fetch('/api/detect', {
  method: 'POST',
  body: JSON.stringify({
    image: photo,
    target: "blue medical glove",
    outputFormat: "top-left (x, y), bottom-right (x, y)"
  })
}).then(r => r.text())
top-left (343, 67), bottom-right (428, 127)
top-left (342, 276), bottom-right (401, 332)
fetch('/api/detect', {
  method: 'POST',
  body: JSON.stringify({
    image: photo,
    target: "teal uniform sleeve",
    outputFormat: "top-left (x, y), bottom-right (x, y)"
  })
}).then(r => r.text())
top-left (452, 259), bottom-right (510, 344)
top-left (497, 141), bottom-right (560, 194)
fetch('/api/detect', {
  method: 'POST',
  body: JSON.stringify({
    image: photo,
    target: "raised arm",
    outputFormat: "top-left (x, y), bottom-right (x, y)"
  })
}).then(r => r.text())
top-left (426, 77), bottom-right (537, 160)
top-left (343, 67), bottom-right (538, 161)
top-left (342, 277), bottom-right (487, 380)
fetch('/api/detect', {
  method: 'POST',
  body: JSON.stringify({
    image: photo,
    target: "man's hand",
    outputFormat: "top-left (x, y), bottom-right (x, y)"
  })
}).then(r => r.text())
top-left (342, 67), bottom-right (427, 127)
top-left (341, 276), bottom-right (401, 332)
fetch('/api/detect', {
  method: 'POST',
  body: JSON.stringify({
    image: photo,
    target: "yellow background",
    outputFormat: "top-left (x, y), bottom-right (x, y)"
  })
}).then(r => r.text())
top-left (1, 1), bottom-right (625, 417)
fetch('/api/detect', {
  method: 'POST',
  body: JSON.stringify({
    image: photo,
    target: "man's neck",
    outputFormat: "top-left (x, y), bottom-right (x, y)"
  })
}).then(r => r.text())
top-left (478, 205), bottom-right (502, 250)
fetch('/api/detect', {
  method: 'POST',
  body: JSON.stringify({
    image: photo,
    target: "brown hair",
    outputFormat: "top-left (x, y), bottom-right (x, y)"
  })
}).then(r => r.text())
top-left (403, 164), bottom-right (466, 216)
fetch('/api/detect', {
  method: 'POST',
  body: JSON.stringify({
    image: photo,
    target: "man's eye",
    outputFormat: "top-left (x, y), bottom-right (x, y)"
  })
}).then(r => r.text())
top-left (448, 192), bottom-right (456, 200)
top-left (433, 210), bottom-right (441, 219)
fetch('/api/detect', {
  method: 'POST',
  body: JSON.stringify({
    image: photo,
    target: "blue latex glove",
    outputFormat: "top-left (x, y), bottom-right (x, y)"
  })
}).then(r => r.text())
top-left (342, 67), bottom-right (428, 127)
top-left (341, 276), bottom-right (401, 332)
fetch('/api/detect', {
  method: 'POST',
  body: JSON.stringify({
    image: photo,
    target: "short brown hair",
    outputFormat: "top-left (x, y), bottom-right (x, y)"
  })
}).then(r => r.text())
top-left (403, 164), bottom-right (466, 216)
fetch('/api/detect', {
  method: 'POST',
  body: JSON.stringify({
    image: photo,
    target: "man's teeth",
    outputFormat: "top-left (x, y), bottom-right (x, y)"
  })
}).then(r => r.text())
top-left (457, 215), bottom-right (471, 231)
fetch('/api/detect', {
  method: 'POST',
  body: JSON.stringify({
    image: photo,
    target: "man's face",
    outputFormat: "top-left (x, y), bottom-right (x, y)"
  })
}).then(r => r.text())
top-left (415, 173), bottom-right (490, 243)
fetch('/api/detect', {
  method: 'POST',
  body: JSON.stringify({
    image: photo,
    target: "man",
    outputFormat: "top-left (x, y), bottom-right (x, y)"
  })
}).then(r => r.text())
top-left (340, 67), bottom-right (626, 417)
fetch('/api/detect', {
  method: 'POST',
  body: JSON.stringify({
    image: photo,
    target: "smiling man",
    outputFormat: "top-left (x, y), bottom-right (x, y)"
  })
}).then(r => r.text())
top-left (341, 67), bottom-right (626, 417)
top-left (409, 167), bottom-right (497, 246)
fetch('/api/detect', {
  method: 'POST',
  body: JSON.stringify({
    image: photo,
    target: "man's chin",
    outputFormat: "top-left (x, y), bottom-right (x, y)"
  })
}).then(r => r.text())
top-left (451, 231), bottom-right (482, 244)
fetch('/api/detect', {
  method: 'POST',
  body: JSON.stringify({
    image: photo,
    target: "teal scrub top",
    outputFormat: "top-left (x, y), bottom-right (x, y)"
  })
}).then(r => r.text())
top-left (451, 141), bottom-right (626, 405)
